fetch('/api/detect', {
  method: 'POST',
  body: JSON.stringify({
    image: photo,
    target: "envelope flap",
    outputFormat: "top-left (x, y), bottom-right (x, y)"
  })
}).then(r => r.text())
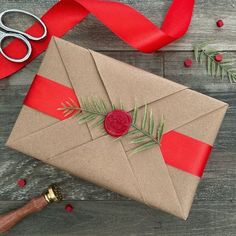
top-left (47, 135), bottom-right (184, 218)
top-left (7, 38), bottom-right (72, 143)
top-left (89, 50), bottom-right (187, 111)
top-left (53, 37), bottom-right (186, 112)
top-left (53, 37), bottom-right (226, 135)
top-left (52, 37), bottom-right (111, 107)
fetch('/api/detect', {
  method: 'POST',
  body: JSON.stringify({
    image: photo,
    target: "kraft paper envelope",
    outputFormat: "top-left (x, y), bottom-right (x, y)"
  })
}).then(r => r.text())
top-left (6, 37), bottom-right (228, 219)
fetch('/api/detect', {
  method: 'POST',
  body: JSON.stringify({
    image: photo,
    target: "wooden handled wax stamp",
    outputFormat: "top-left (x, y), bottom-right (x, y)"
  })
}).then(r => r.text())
top-left (0, 184), bottom-right (62, 233)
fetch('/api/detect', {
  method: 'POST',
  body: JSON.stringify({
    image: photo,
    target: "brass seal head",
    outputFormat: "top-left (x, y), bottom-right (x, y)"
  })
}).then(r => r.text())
top-left (43, 184), bottom-right (63, 203)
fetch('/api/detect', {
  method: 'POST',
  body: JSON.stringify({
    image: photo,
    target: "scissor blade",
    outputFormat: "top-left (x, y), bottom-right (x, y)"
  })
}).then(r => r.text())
top-left (0, 30), bottom-right (5, 40)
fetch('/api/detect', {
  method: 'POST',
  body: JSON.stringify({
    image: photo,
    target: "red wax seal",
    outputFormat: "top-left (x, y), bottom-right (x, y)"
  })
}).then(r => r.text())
top-left (17, 179), bottom-right (27, 188)
top-left (65, 204), bottom-right (74, 213)
top-left (184, 59), bottom-right (193, 68)
top-left (216, 20), bottom-right (224, 28)
top-left (214, 54), bottom-right (223, 62)
top-left (104, 109), bottom-right (132, 137)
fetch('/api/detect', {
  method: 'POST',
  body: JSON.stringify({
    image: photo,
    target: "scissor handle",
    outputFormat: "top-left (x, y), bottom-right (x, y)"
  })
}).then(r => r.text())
top-left (0, 33), bottom-right (32, 63)
top-left (0, 9), bottom-right (47, 41)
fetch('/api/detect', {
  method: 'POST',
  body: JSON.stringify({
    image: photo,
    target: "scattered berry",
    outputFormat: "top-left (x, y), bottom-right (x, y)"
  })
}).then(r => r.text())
top-left (104, 109), bottom-right (132, 137)
top-left (184, 59), bottom-right (193, 68)
top-left (17, 179), bottom-right (27, 188)
top-left (214, 54), bottom-right (223, 62)
top-left (216, 20), bottom-right (224, 28)
top-left (65, 204), bottom-right (74, 213)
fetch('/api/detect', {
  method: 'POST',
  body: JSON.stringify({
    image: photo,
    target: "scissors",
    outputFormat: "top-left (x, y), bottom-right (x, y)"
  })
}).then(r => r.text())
top-left (0, 9), bottom-right (47, 63)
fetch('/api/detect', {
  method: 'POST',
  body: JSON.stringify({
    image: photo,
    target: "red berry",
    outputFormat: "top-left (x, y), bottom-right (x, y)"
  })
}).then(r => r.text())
top-left (17, 179), bottom-right (26, 188)
top-left (104, 109), bottom-right (132, 137)
top-left (65, 204), bottom-right (74, 213)
top-left (216, 20), bottom-right (224, 28)
top-left (184, 59), bottom-right (193, 68)
top-left (214, 54), bottom-right (223, 62)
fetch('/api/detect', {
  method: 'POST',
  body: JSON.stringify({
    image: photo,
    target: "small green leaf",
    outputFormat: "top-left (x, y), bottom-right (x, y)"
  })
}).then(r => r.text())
top-left (61, 102), bottom-right (66, 108)
top-left (112, 104), bottom-right (116, 110)
top-left (65, 101), bottom-right (72, 107)
top-left (194, 46), bottom-right (199, 62)
top-left (215, 63), bottom-right (219, 77)
top-left (141, 104), bottom-right (148, 130)
top-left (132, 105), bottom-right (138, 125)
top-left (78, 113), bottom-right (96, 123)
top-left (64, 109), bottom-right (74, 117)
top-left (207, 57), bottom-right (211, 74)
top-left (193, 41), bottom-right (236, 83)
top-left (227, 72), bottom-right (233, 83)
top-left (92, 117), bottom-right (104, 128)
top-left (149, 109), bottom-right (154, 135)
top-left (131, 141), bottom-right (156, 155)
top-left (126, 129), bottom-right (140, 136)
top-left (98, 99), bottom-right (107, 113)
top-left (199, 51), bottom-right (204, 64)
top-left (157, 116), bottom-right (165, 143)
top-left (225, 69), bottom-right (236, 73)
top-left (221, 67), bottom-right (225, 80)
top-left (89, 98), bottom-right (97, 112)
top-left (81, 97), bottom-right (88, 110)
top-left (69, 98), bottom-right (78, 107)
top-left (199, 41), bottom-right (211, 50)
top-left (119, 100), bottom-right (124, 110)
top-left (205, 48), bottom-right (217, 56)
top-left (232, 75), bottom-right (236, 83)
top-left (131, 135), bottom-right (149, 144)
top-left (102, 99), bottom-right (108, 112)
top-left (211, 61), bottom-right (215, 77)
top-left (220, 61), bottom-right (236, 66)
top-left (91, 97), bottom-right (101, 113)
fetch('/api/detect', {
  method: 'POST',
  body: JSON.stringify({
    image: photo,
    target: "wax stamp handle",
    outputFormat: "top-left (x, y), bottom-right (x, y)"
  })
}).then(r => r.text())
top-left (0, 184), bottom-right (62, 233)
top-left (0, 196), bottom-right (48, 233)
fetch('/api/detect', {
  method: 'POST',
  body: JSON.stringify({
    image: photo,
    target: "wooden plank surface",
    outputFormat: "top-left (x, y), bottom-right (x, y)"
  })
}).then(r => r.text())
top-left (0, 200), bottom-right (236, 236)
top-left (0, 0), bottom-right (236, 235)
top-left (0, 0), bottom-right (236, 51)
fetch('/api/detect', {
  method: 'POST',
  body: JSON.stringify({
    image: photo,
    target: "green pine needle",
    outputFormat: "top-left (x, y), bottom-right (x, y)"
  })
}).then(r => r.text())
top-left (131, 141), bottom-right (156, 155)
top-left (58, 97), bottom-right (107, 129)
top-left (129, 104), bottom-right (165, 154)
top-left (141, 104), bottom-right (148, 129)
top-left (91, 117), bottom-right (104, 128)
top-left (125, 129), bottom-right (140, 137)
top-left (112, 104), bottom-right (116, 110)
top-left (131, 135), bottom-right (149, 144)
top-left (132, 104), bottom-right (138, 125)
top-left (194, 42), bottom-right (236, 83)
top-left (149, 109), bottom-right (155, 135)
top-left (58, 97), bottom-right (165, 155)
top-left (157, 115), bottom-right (165, 143)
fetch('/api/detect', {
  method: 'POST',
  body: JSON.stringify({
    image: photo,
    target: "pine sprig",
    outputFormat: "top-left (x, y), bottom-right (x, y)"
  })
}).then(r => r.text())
top-left (76, 97), bottom-right (108, 128)
top-left (57, 97), bottom-right (81, 117)
top-left (194, 42), bottom-right (236, 83)
top-left (128, 105), bottom-right (165, 155)
top-left (58, 97), bottom-right (107, 129)
top-left (58, 98), bottom-right (165, 155)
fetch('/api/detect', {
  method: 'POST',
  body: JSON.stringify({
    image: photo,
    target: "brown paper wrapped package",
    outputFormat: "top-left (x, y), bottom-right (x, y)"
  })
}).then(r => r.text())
top-left (6, 37), bottom-right (228, 220)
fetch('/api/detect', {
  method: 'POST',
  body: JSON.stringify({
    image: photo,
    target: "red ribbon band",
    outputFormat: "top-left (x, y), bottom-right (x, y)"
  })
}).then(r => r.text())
top-left (24, 75), bottom-right (79, 120)
top-left (0, 0), bottom-right (194, 80)
top-left (24, 75), bottom-right (212, 177)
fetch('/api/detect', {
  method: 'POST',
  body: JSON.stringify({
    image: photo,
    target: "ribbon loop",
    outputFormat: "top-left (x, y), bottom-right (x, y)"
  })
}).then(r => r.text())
top-left (0, 0), bottom-right (194, 80)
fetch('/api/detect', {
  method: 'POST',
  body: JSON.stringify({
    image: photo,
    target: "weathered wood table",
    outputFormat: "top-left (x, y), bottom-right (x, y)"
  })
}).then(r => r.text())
top-left (0, 1), bottom-right (235, 235)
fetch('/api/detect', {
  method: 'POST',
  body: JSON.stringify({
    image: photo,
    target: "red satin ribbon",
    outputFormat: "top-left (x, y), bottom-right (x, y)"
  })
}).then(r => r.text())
top-left (0, 0), bottom-right (194, 80)
top-left (24, 75), bottom-right (80, 120)
top-left (23, 75), bottom-right (211, 177)
top-left (161, 131), bottom-right (212, 177)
